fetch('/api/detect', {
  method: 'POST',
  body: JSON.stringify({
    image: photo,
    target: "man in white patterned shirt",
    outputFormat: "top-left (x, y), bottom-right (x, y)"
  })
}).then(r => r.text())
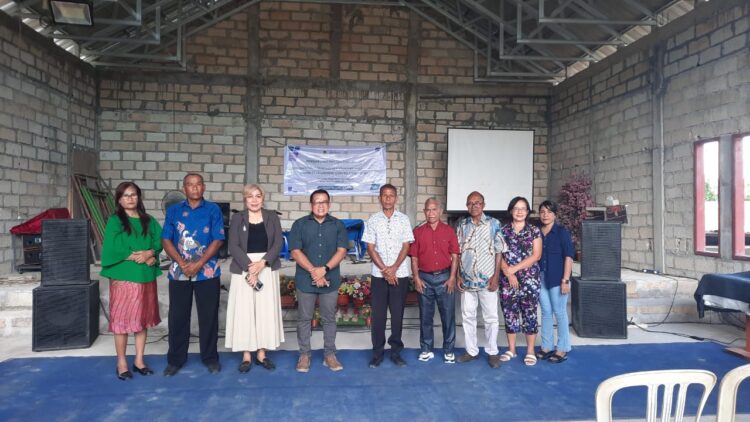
top-left (456, 191), bottom-right (507, 368)
top-left (362, 184), bottom-right (414, 368)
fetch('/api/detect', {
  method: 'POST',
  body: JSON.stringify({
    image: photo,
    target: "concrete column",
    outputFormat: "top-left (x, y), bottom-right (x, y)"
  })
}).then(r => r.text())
top-left (245, 5), bottom-right (261, 184)
top-left (330, 5), bottom-right (341, 80)
top-left (719, 134), bottom-right (734, 259)
top-left (403, 11), bottom-right (419, 225)
top-left (650, 42), bottom-right (666, 272)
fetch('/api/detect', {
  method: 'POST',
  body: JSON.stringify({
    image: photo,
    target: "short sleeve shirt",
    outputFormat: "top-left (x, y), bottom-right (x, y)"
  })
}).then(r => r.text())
top-left (288, 213), bottom-right (348, 294)
top-left (456, 213), bottom-right (507, 289)
top-left (362, 210), bottom-right (414, 278)
top-left (409, 221), bottom-right (460, 273)
top-left (161, 199), bottom-right (225, 281)
top-left (500, 223), bottom-right (542, 282)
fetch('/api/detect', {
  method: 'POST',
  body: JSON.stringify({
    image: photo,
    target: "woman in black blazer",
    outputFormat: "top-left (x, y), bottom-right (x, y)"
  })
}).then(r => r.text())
top-left (225, 184), bottom-right (284, 373)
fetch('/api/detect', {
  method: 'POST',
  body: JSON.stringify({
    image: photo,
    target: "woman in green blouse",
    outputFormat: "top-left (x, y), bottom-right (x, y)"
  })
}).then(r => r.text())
top-left (101, 182), bottom-right (163, 380)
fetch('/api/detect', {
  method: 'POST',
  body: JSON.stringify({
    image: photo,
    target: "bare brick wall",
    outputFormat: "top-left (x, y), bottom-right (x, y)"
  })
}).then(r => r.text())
top-left (549, 1), bottom-right (750, 278)
top-left (417, 96), bottom-right (549, 210)
top-left (97, 78), bottom-right (248, 216)
top-left (99, 3), bottom-right (550, 231)
top-left (0, 12), bottom-right (96, 273)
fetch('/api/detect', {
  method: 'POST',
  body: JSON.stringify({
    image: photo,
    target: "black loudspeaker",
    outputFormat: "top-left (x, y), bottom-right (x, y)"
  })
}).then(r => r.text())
top-left (32, 280), bottom-right (99, 351)
top-left (571, 277), bottom-right (627, 339)
top-left (41, 219), bottom-right (90, 286)
top-left (216, 202), bottom-right (230, 259)
top-left (581, 220), bottom-right (621, 281)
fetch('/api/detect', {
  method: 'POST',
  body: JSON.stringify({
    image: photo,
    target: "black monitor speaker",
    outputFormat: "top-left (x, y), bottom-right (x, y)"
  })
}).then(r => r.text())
top-left (41, 219), bottom-right (90, 286)
top-left (32, 280), bottom-right (99, 351)
top-left (571, 277), bottom-right (627, 339)
top-left (581, 220), bottom-right (621, 281)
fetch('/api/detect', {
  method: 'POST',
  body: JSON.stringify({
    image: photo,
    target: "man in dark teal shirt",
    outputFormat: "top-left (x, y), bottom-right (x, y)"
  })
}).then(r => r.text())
top-left (289, 189), bottom-right (348, 373)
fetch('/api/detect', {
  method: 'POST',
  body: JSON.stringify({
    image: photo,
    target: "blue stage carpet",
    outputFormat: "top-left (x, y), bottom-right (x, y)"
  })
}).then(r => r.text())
top-left (0, 342), bottom-right (747, 421)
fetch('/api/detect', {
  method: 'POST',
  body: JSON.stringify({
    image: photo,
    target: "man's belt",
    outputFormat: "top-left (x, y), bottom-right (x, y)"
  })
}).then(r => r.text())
top-left (420, 268), bottom-right (450, 276)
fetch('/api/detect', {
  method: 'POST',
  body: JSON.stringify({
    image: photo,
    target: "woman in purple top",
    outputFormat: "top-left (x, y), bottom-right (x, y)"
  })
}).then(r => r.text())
top-left (498, 196), bottom-right (542, 366)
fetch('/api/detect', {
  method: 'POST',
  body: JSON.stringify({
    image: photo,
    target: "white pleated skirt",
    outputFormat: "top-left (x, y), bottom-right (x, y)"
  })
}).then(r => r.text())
top-left (225, 253), bottom-right (285, 352)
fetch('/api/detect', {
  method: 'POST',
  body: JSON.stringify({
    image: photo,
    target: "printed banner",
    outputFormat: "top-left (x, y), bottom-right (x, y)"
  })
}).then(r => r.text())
top-left (284, 145), bottom-right (386, 196)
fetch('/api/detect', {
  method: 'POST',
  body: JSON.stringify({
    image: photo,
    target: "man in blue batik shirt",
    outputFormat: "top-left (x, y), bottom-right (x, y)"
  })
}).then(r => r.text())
top-left (161, 173), bottom-right (225, 376)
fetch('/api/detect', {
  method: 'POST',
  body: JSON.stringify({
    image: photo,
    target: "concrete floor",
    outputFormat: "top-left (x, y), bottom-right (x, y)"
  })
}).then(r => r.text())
top-left (1, 258), bottom-right (748, 421)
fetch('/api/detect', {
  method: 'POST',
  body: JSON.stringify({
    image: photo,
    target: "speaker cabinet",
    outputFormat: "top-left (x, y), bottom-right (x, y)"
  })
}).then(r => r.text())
top-left (571, 277), bottom-right (627, 339)
top-left (33, 281), bottom-right (99, 351)
top-left (581, 220), bottom-right (621, 281)
top-left (41, 219), bottom-right (90, 286)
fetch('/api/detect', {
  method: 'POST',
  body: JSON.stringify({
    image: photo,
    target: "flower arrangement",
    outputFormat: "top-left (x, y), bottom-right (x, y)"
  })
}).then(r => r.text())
top-left (349, 276), bottom-right (371, 301)
top-left (280, 275), bottom-right (296, 299)
top-left (558, 172), bottom-right (594, 251)
top-left (338, 281), bottom-right (354, 297)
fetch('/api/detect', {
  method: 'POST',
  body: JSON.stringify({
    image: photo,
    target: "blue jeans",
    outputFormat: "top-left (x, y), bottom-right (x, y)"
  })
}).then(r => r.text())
top-left (417, 271), bottom-right (456, 354)
top-left (539, 272), bottom-right (571, 353)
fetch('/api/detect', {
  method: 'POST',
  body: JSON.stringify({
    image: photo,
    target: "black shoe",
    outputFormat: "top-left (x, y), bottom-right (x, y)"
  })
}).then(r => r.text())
top-left (206, 362), bottom-right (221, 374)
top-left (163, 364), bottom-right (181, 377)
top-left (238, 361), bottom-right (252, 373)
top-left (390, 354), bottom-right (407, 367)
top-left (132, 364), bottom-right (154, 376)
top-left (255, 357), bottom-right (276, 371)
top-left (116, 369), bottom-right (133, 381)
top-left (368, 356), bottom-right (383, 368)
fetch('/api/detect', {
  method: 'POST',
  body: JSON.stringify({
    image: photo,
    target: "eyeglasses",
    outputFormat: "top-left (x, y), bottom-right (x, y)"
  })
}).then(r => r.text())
top-left (312, 201), bottom-right (330, 206)
top-left (122, 193), bottom-right (138, 198)
top-left (512, 207), bottom-right (528, 212)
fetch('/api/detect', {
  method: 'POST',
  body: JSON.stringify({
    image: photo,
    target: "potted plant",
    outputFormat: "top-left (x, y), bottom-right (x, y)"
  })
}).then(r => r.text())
top-left (311, 307), bottom-right (321, 328)
top-left (337, 280), bottom-right (351, 307)
top-left (279, 275), bottom-right (296, 308)
top-left (557, 172), bottom-right (594, 258)
top-left (349, 276), bottom-right (371, 308)
top-left (360, 304), bottom-right (372, 327)
top-left (405, 278), bottom-right (419, 305)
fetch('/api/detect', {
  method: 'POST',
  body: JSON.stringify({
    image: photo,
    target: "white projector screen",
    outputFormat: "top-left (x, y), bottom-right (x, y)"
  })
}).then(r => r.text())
top-left (447, 129), bottom-right (534, 213)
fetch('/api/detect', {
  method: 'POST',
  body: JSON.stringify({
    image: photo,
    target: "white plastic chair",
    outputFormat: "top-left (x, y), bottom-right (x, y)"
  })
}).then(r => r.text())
top-left (716, 363), bottom-right (750, 422)
top-left (595, 369), bottom-right (717, 422)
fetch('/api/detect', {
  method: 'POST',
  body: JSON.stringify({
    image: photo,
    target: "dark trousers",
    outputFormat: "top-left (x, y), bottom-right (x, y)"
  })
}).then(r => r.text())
top-left (167, 277), bottom-right (220, 367)
top-left (371, 276), bottom-right (409, 358)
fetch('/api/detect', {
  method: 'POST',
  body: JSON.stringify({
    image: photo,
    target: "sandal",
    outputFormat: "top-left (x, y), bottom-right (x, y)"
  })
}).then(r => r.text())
top-left (535, 349), bottom-right (555, 360)
top-left (524, 354), bottom-right (537, 366)
top-left (548, 353), bottom-right (568, 364)
top-left (499, 351), bottom-right (517, 362)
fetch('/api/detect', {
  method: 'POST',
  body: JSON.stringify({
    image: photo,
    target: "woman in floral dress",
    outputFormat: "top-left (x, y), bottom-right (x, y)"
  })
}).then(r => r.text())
top-left (498, 196), bottom-right (543, 366)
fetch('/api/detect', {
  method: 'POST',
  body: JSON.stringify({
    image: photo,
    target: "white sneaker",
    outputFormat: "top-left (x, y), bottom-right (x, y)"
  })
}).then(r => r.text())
top-left (444, 353), bottom-right (455, 364)
top-left (418, 351), bottom-right (434, 362)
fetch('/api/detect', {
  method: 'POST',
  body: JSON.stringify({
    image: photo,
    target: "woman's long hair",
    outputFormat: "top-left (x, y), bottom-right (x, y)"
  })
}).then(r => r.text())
top-left (114, 182), bottom-right (150, 236)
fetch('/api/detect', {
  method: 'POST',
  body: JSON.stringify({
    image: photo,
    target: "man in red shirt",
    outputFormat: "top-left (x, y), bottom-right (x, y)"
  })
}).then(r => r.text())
top-left (409, 197), bottom-right (460, 363)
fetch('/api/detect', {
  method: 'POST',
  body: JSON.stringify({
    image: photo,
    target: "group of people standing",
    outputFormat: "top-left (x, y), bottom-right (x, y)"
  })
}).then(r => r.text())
top-left (100, 172), bottom-right (574, 380)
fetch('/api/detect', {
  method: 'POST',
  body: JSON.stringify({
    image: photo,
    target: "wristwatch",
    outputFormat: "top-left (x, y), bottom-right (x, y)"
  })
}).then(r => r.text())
top-left (561, 279), bottom-right (570, 284)
top-left (324, 265), bottom-right (331, 273)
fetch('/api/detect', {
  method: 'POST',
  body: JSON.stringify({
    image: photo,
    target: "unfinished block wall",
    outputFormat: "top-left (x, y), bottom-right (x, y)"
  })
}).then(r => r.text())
top-left (549, 1), bottom-right (750, 279)
top-left (0, 13), bottom-right (97, 274)
top-left (98, 2), bottom-right (550, 230)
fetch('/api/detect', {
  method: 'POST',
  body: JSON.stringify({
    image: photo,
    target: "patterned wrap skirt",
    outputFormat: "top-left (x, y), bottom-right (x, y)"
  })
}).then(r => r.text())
top-left (108, 279), bottom-right (161, 334)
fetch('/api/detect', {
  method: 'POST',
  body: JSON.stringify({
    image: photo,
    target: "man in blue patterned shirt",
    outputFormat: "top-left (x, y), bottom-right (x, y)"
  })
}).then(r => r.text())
top-left (161, 173), bottom-right (225, 376)
top-left (456, 191), bottom-right (507, 368)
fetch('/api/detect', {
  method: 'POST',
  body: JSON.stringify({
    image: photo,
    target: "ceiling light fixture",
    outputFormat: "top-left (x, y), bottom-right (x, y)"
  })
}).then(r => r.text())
top-left (49, 0), bottom-right (94, 26)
